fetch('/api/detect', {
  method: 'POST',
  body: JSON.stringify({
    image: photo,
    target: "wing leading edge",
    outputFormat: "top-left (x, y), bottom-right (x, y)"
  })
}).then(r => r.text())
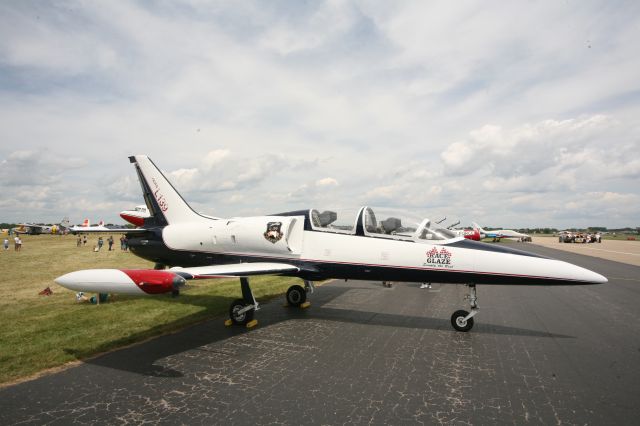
top-left (170, 262), bottom-right (300, 279)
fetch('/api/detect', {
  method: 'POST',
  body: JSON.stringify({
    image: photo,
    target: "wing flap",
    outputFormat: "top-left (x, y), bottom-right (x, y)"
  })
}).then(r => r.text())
top-left (169, 262), bottom-right (299, 279)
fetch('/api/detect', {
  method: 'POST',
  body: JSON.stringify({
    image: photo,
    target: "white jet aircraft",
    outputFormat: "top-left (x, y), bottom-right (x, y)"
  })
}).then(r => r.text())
top-left (69, 219), bottom-right (133, 234)
top-left (56, 156), bottom-right (606, 332)
top-left (473, 223), bottom-right (531, 241)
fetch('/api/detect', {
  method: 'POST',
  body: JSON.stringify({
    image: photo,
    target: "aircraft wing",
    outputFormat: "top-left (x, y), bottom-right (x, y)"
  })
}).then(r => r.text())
top-left (170, 262), bottom-right (300, 279)
top-left (55, 262), bottom-right (301, 294)
top-left (69, 226), bottom-right (148, 234)
top-left (19, 223), bottom-right (39, 229)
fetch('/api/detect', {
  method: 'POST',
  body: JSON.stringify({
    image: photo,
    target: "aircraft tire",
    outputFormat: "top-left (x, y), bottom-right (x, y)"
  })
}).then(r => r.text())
top-left (229, 299), bottom-right (254, 326)
top-left (286, 285), bottom-right (307, 307)
top-left (451, 310), bottom-right (474, 332)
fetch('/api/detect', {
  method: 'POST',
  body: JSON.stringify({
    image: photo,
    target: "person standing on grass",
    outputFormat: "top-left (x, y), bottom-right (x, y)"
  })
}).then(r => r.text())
top-left (77, 235), bottom-right (82, 247)
top-left (3, 238), bottom-right (8, 250)
top-left (97, 236), bottom-right (103, 251)
top-left (17, 237), bottom-right (22, 251)
top-left (107, 235), bottom-right (114, 251)
top-left (120, 235), bottom-right (125, 250)
top-left (83, 235), bottom-right (87, 246)
top-left (14, 235), bottom-right (19, 251)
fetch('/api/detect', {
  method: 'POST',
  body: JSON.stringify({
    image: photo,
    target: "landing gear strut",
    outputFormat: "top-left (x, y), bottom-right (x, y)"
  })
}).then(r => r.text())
top-left (227, 277), bottom-right (259, 328)
top-left (451, 284), bottom-right (479, 332)
top-left (285, 280), bottom-right (313, 308)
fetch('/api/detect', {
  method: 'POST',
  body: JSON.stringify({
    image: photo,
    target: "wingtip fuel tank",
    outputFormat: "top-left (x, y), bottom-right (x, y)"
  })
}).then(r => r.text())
top-left (55, 269), bottom-right (186, 295)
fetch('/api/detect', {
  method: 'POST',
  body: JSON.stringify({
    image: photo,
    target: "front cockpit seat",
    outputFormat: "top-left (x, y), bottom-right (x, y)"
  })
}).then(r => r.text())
top-left (318, 211), bottom-right (337, 226)
top-left (381, 217), bottom-right (401, 234)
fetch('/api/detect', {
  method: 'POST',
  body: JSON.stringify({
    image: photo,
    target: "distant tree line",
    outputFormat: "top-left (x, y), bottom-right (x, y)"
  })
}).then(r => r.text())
top-left (482, 226), bottom-right (639, 235)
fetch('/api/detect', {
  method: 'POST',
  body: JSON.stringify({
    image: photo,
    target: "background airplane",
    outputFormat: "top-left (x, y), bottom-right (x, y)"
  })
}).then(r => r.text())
top-left (120, 205), bottom-right (218, 227)
top-left (120, 205), bottom-right (150, 227)
top-left (69, 219), bottom-right (134, 234)
top-left (447, 222), bottom-right (481, 241)
top-left (473, 222), bottom-right (531, 241)
top-left (13, 218), bottom-right (70, 235)
top-left (56, 155), bottom-right (606, 333)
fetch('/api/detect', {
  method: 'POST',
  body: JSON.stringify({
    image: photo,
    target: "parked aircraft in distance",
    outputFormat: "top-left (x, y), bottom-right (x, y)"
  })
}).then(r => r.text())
top-left (120, 205), bottom-right (150, 227)
top-left (69, 219), bottom-right (134, 234)
top-left (120, 204), bottom-right (218, 227)
top-left (55, 156), bottom-right (606, 332)
top-left (473, 223), bottom-right (531, 241)
top-left (450, 225), bottom-right (481, 241)
top-left (69, 219), bottom-right (109, 234)
top-left (13, 218), bottom-right (70, 235)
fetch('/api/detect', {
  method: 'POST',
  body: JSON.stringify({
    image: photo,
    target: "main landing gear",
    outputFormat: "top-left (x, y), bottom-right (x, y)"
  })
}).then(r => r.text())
top-left (225, 278), bottom-right (314, 329)
top-left (450, 284), bottom-right (479, 332)
top-left (227, 277), bottom-right (259, 328)
top-left (285, 280), bottom-right (313, 308)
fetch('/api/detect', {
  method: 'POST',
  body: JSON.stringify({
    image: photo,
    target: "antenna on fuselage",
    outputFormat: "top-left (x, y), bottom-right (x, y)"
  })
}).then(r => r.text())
top-left (447, 220), bottom-right (460, 230)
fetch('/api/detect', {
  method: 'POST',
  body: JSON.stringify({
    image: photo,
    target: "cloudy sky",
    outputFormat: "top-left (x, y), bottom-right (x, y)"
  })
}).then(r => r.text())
top-left (1, 1), bottom-right (639, 228)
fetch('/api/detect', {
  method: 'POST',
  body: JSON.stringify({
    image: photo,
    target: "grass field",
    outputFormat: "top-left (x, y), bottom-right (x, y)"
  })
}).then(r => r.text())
top-left (0, 234), bottom-right (301, 385)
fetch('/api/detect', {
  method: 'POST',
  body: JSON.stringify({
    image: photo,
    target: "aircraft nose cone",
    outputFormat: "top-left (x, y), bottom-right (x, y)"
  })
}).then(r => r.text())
top-left (587, 270), bottom-right (608, 284)
top-left (569, 263), bottom-right (608, 284)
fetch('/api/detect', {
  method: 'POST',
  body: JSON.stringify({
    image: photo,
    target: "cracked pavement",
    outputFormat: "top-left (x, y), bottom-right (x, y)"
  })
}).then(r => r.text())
top-left (1, 244), bottom-right (639, 425)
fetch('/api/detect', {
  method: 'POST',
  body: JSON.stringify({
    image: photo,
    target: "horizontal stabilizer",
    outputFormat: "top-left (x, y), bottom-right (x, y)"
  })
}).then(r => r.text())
top-left (170, 262), bottom-right (299, 279)
top-left (69, 227), bottom-right (148, 234)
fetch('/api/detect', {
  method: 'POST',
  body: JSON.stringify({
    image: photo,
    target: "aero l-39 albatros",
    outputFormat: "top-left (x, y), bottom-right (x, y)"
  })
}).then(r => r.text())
top-left (56, 156), bottom-right (607, 332)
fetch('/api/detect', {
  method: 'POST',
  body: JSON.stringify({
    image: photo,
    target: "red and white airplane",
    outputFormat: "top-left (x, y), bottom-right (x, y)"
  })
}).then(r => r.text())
top-left (55, 155), bottom-right (607, 332)
top-left (451, 226), bottom-right (482, 241)
top-left (120, 205), bottom-right (150, 227)
top-left (120, 204), bottom-right (218, 227)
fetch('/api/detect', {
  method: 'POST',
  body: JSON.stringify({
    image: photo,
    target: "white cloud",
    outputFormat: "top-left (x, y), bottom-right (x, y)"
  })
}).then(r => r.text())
top-left (0, 1), bottom-right (638, 228)
top-left (202, 150), bottom-right (230, 170)
top-left (316, 177), bottom-right (339, 187)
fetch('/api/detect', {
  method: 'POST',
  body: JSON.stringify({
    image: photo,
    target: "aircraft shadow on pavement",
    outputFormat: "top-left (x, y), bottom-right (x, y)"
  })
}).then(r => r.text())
top-left (65, 284), bottom-right (573, 379)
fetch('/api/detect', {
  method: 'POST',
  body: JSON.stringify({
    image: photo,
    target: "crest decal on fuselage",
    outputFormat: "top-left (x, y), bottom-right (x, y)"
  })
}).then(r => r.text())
top-left (424, 247), bottom-right (453, 268)
top-left (264, 222), bottom-right (283, 244)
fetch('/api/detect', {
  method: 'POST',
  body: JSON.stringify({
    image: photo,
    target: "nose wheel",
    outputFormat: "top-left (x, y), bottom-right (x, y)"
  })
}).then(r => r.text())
top-left (450, 284), bottom-right (479, 332)
top-left (451, 309), bottom-right (474, 332)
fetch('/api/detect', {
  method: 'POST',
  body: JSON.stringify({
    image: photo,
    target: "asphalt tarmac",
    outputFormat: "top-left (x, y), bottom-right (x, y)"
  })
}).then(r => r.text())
top-left (1, 244), bottom-right (639, 425)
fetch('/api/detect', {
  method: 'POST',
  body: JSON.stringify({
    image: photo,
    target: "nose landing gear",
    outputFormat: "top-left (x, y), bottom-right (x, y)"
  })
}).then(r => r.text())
top-left (451, 284), bottom-right (479, 332)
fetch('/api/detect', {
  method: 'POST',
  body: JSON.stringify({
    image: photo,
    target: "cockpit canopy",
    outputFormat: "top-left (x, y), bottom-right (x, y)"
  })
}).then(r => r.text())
top-left (305, 207), bottom-right (456, 242)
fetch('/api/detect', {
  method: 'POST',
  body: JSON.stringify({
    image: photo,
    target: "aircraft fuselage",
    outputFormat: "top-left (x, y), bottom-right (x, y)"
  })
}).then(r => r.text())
top-left (127, 215), bottom-right (603, 286)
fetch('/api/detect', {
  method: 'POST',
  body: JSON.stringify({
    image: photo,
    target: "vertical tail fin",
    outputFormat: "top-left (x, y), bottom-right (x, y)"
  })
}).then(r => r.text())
top-left (129, 155), bottom-right (203, 225)
top-left (82, 219), bottom-right (90, 227)
top-left (472, 222), bottom-right (486, 233)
